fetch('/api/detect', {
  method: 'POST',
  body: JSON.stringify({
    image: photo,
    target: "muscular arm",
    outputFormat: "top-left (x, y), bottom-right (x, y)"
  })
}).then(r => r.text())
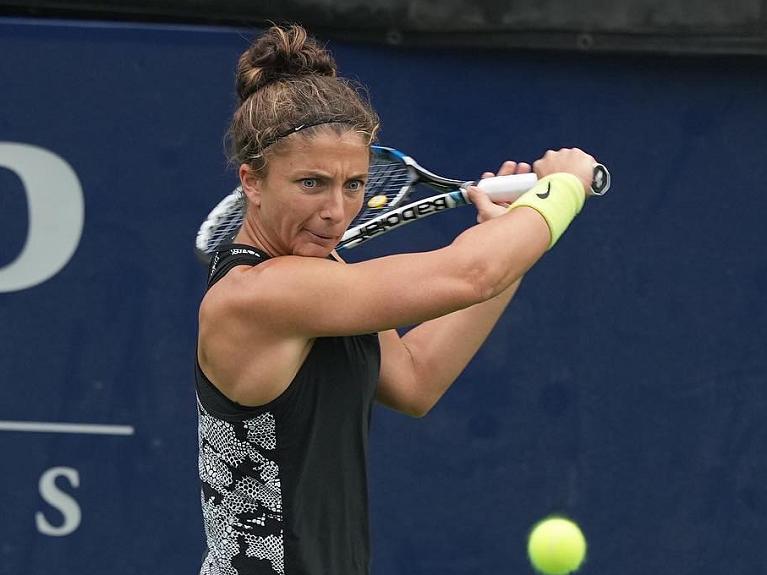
top-left (372, 160), bottom-right (537, 417)
top-left (198, 204), bottom-right (546, 407)
top-left (376, 279), bottom-right (521, 417)
top-left (216, 205), bottom-right (548, 337)
top-left (200, 150), bottom-right (594, 407)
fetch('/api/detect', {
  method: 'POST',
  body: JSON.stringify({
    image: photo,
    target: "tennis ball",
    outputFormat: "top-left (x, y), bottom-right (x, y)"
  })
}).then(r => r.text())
top-left (367, 194), bottom-right (389, 208)
top-left (527, 516), bottom-right (587, 575)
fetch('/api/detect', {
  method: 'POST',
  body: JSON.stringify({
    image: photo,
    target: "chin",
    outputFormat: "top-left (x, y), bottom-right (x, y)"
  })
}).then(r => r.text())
top-left (294, 243), bottom-right (334, 258)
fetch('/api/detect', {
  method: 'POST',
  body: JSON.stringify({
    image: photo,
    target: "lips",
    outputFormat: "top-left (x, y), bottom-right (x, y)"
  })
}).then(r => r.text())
top-left (305, 229), bottom-right (338, 243)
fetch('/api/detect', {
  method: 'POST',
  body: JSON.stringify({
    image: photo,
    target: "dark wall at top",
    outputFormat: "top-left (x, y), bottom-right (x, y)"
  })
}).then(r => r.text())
top-left (1, 0), bottom-right (766, 55)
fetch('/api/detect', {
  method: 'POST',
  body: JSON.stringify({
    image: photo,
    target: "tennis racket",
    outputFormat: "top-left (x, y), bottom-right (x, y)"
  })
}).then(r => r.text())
top-left (195, 145), bottom-right (610, 260)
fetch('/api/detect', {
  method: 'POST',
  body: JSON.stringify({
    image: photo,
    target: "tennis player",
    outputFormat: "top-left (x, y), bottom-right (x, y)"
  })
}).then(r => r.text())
top-left (196, 24), bottom-right (599, 575)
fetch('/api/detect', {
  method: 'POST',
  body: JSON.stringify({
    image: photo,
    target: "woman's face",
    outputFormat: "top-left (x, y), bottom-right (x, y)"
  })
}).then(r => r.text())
top-left (241, 129), bottom-right (370, 258)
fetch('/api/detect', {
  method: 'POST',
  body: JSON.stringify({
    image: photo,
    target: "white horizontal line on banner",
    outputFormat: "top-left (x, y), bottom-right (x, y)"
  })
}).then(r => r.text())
top-left (0, 420), bottom-right (135, 436)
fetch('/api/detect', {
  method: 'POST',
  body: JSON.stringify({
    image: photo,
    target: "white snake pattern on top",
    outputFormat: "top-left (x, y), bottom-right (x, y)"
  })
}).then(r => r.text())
top-left (198, 398), bottom-right (284, 575)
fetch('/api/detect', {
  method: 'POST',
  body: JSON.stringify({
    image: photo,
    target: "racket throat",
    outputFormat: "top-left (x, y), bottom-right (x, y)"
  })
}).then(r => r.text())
top-left (340, 191), bottom-right (466, 249)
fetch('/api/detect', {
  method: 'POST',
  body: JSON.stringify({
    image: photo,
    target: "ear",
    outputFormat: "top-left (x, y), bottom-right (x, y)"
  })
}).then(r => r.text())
top-left (239, 163), bottom-right (262, 207)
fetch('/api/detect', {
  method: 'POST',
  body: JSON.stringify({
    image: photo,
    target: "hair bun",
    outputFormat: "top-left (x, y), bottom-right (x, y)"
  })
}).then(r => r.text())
top-left (236, 25), bottom-right (337, 103)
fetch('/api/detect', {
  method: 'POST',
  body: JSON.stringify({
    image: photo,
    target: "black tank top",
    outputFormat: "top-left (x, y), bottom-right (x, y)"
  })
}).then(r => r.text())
top-left (197, 245), bottom-right (381, 575)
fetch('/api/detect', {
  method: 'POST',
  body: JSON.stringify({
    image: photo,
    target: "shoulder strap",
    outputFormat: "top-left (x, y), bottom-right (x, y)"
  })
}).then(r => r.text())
top-left (207, 244), bottom-right (270, 288)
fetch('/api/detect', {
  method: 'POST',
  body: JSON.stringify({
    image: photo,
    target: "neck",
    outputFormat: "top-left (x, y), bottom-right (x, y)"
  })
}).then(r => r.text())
top-left (235, 214), bottom-right (282, 258)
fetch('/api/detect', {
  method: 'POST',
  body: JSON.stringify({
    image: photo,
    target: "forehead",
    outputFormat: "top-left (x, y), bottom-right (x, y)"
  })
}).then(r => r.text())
top-left (271, 129), bottom-right (370, 171)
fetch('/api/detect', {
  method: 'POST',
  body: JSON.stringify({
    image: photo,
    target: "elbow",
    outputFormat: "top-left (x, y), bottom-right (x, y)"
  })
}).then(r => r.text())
top-left (403, 391), bottom-right (442, 418)
top-left (460, 256), bottom-right (502, 304)
top-left (387, 392), bottom-right (435, 419)
top-left (403, 400), bottom-right (433, 419)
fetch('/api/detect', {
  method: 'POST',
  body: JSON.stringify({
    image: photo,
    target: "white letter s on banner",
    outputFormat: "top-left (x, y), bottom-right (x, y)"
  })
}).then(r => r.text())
top-left (0, 143), bottom-right (85, 292)
top-left (36, 466), bottom-right (82, 536)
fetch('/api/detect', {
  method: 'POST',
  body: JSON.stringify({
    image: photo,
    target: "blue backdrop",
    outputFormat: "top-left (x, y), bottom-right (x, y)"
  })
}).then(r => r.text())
top-left (1, 16), bottom-right (766, 575)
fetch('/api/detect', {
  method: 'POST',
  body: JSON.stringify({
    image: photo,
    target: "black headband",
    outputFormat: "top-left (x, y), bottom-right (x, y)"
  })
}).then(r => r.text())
top-left (256, 118), bottom-right (352, 155)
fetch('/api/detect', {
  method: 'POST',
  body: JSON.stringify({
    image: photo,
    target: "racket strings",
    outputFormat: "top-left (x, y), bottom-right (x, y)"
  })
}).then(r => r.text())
top-left (353, 159), bottom-right (412, 226)
top-left (197, 190), bottom-right (246, 255)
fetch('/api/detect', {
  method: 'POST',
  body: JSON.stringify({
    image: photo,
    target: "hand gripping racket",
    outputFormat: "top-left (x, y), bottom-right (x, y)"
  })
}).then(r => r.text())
top-left (195, 145), bottom-right (610, 260)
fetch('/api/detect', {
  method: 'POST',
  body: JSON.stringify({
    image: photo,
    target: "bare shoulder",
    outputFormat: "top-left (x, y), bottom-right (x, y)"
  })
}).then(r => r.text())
top-left (200, 256), bottom-right (323, 317)
top-left (197, 262), bottom-right (314, 406)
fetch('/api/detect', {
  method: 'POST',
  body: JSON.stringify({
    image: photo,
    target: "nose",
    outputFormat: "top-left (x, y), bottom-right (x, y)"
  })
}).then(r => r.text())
top-left (319, 188), bottom-right (345, 223)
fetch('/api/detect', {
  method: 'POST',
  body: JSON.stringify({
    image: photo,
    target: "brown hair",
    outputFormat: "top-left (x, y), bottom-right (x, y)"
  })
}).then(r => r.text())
top-left (227, 25), bottom-right (380, 173)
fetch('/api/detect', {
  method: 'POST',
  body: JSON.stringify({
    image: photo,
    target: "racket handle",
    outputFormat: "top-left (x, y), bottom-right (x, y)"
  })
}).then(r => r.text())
top-left (475, 173), bottom-right (539, 201)
top-left (474, 164), bottom-right (611, 200)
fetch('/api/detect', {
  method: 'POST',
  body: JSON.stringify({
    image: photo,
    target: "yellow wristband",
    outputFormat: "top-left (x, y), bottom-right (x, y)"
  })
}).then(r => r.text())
top-left (507, 173), bottom-right (586, 249)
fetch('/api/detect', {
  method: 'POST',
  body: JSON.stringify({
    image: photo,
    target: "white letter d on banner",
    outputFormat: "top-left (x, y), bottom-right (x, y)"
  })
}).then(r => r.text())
top-left (0, 142), bottom-right (85, 292)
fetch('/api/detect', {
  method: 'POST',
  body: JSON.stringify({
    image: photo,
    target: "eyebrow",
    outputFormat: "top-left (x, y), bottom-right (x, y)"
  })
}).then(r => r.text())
top-left (293, 170), bottom-right (368, 180)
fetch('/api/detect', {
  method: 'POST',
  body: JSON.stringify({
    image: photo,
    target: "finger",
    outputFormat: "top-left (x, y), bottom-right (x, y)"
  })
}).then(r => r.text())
top-left (466, 186), bottom-right (489, 205)
top-left (467, 185), bottom-right (509, 223)
top-left (466, 185), bottom-right (491, 206)
top-left (516, 162), bottom-right (532, 174)
top-left (480, 171), bottom-right (495, 180)
top-left (497, 160), bottom-right (517, 177)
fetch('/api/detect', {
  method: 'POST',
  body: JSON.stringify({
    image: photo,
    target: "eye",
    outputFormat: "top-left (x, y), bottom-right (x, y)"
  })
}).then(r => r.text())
top-left (300, 178), bottom-right (318, 189)
top-left (346, 179), bottom-right (365, 193)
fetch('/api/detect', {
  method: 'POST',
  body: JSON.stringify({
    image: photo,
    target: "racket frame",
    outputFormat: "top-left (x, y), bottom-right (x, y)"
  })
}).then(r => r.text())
top-left (195, 145), bottom-right (610, 257)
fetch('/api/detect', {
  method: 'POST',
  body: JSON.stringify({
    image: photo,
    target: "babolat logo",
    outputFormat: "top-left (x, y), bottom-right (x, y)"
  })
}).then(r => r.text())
top-left (352, 196), bottom-right (450, 241)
